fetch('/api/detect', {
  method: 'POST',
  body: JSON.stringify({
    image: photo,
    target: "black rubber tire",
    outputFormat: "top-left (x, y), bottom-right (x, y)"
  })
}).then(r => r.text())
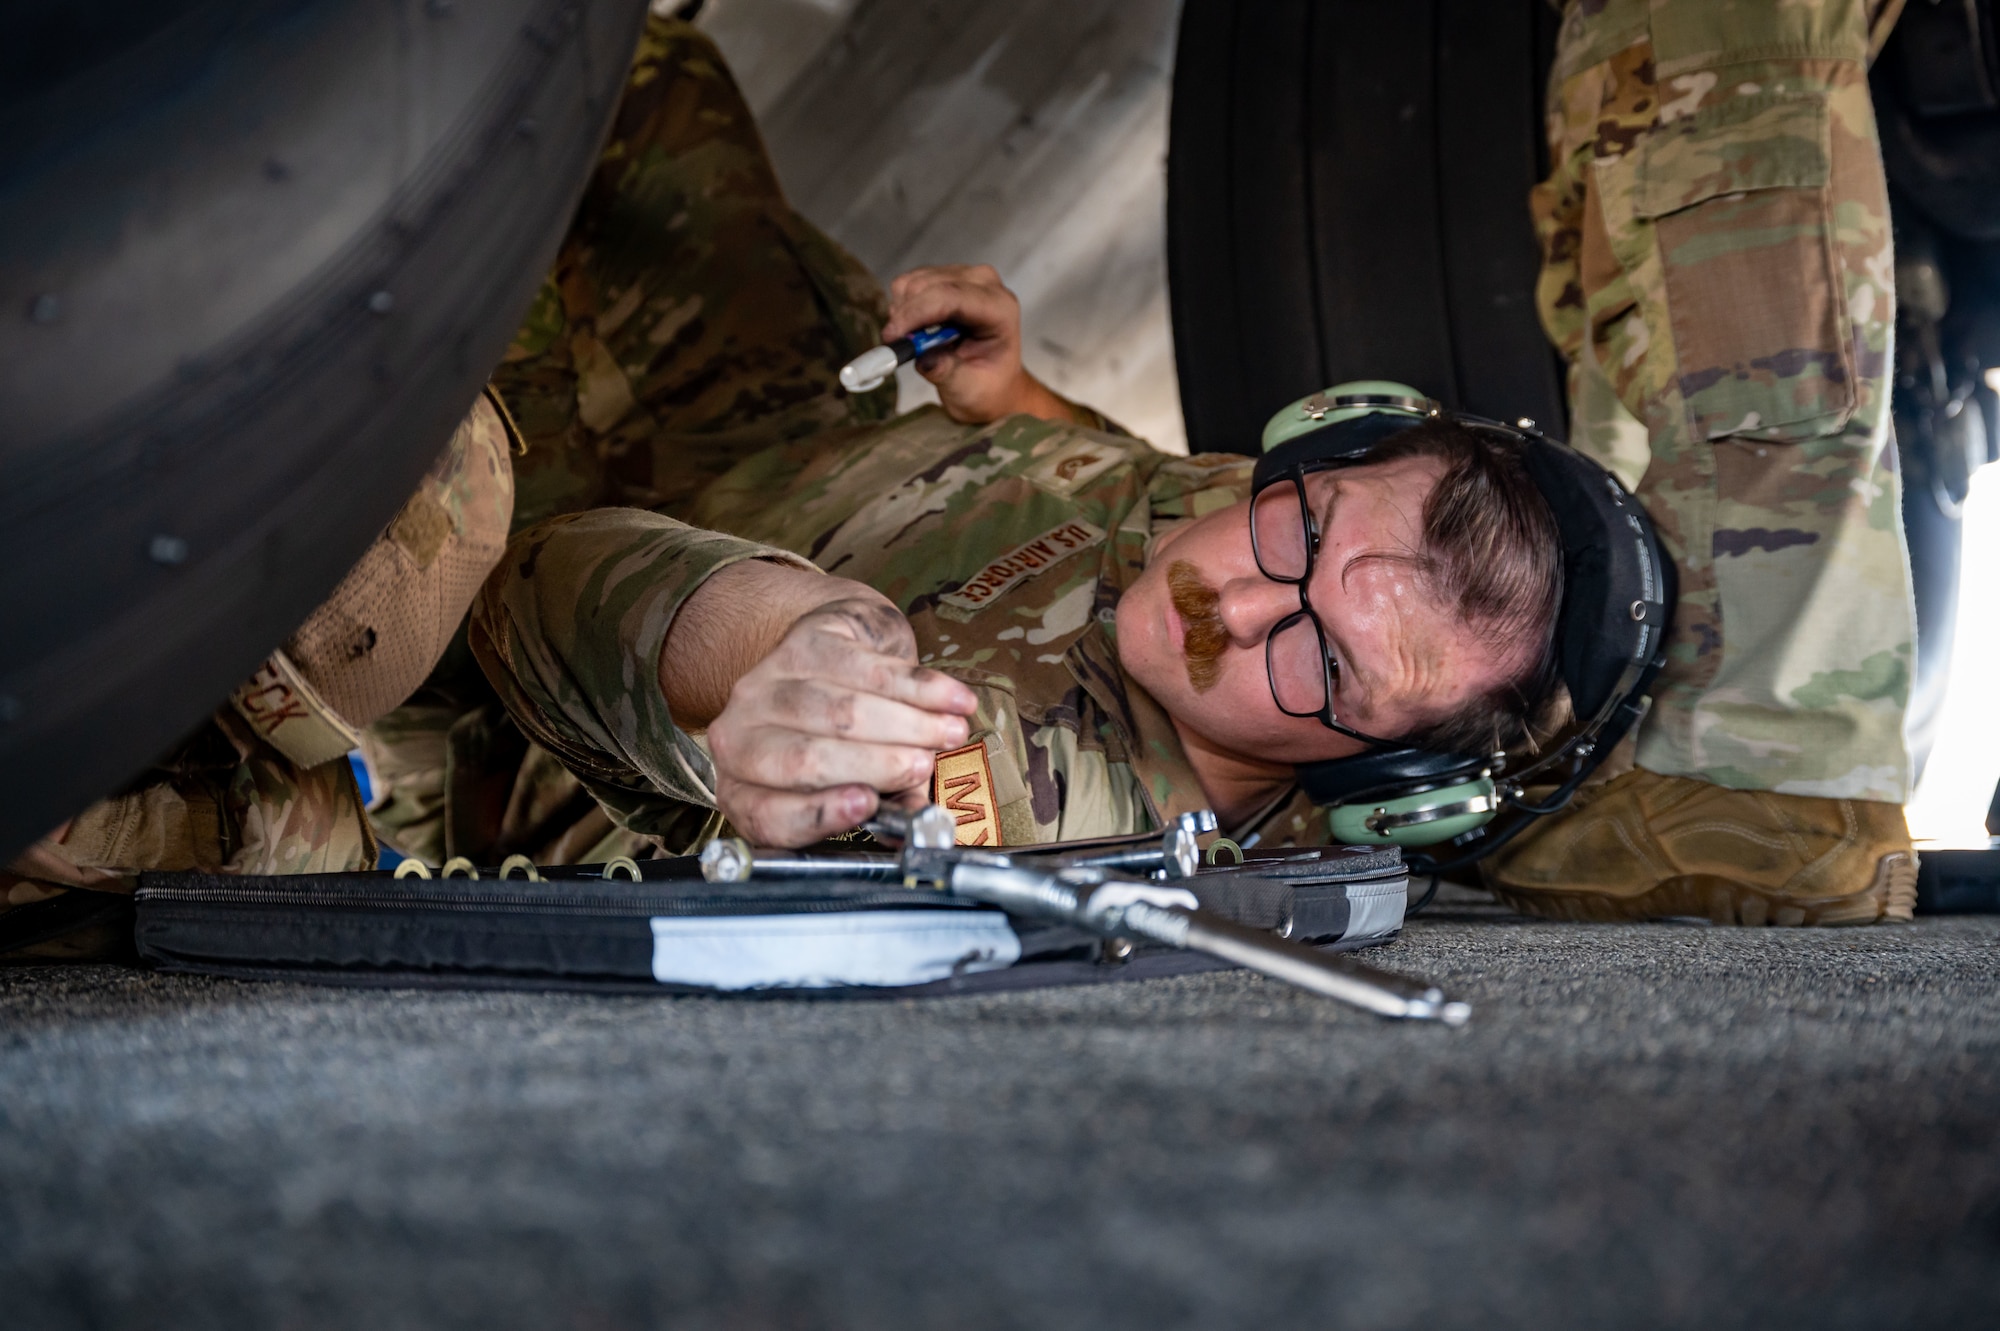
top-left (1167, 0), bottom-right (1565, 455)
top-left (0, 0), bottom-right (650, 858)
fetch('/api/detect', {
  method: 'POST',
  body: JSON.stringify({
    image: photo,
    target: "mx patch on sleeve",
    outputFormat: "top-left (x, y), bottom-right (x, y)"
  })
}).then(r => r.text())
top-left (932, 741), bottom-right (1002, 846)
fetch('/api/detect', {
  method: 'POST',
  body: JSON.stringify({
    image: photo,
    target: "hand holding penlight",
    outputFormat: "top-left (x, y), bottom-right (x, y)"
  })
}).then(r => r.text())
top-left (838, 323), bottom-right (966, 394)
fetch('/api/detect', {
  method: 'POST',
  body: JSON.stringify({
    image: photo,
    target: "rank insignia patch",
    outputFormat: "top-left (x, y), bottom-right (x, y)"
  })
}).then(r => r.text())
top-left (1024, 438), bottom-right (1122, 496)
top-left (932, 741), bottom-right (1001, 846)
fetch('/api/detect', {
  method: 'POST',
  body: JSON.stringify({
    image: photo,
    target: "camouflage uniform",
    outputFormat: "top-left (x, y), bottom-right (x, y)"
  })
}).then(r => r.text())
top-left (358, 16), bottom-right (898, 870)
top-left (370, 16), bottom-right (1147, 865)
top-left (1532, 0), bottom-right (1915, 801)
top-left (472, 411), bottom-right (1327, 853)
top-left (1, 393), bottom-right (516, 960)
top-left (495, 18), bottom-right (899, 531)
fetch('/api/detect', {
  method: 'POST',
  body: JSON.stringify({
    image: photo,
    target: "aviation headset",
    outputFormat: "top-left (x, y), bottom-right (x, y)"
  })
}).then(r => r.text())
top-left (1258, 381), bottom-right (1674, 876)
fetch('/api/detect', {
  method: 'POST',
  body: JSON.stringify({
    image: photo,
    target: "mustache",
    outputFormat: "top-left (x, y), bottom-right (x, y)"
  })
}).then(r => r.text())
top-left (1168, 560), bottom-right (1228, 693)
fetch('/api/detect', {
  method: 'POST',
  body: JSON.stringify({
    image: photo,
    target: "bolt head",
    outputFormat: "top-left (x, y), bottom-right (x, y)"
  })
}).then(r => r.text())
top-left (698, 837), bottom-right (752, 882)
top-left (911, 804), bottom-right (957, 849)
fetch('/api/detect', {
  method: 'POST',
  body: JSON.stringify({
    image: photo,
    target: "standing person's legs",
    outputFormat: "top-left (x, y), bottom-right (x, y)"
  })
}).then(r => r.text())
top-left (1488, 0), bottom-right (1918, 924)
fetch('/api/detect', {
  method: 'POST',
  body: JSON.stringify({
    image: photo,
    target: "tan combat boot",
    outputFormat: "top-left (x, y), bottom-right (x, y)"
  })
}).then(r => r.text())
top-left (1481, 768), bottom-right (1918, 926)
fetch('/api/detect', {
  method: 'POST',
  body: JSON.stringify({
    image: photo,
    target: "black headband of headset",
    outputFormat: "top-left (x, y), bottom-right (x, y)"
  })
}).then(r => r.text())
top-left (1254, 405), bottom-right (1674, 846)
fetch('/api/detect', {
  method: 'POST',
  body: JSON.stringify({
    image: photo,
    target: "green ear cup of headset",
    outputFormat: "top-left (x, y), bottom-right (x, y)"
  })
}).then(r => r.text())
top-left (1326, 774), bottom-right (1500, 848)
top-left (1260, 379), bottom-right (1433, 453)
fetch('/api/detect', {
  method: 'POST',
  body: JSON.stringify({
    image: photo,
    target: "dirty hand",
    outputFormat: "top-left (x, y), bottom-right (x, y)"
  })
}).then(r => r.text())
top-left (705, 596), bottom-right (978, 847)
top-left (882, 264), bottom-right (1081, 426)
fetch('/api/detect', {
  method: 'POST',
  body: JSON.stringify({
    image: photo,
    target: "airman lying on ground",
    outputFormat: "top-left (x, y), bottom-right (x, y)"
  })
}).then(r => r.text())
top-left (470, 257), bottom-right (1564, 855)
top-left (1, 9), bottom-right (1918, 966)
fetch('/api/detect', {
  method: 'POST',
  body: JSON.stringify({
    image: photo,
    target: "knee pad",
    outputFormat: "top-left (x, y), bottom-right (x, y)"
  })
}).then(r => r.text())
top-left (230, 388), bottom-right (518, 767)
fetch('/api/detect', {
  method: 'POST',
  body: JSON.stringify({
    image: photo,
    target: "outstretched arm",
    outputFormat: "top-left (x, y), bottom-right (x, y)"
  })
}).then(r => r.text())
top-left (471, 510), bottom-right (978, 853)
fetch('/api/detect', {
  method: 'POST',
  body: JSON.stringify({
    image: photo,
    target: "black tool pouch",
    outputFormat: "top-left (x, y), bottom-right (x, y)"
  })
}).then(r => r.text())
top-left (133, 846), bottom-right (1406, 997)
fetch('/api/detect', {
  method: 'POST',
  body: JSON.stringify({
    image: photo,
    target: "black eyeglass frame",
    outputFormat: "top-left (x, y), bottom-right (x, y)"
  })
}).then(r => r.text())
top-left (1247, 461), bottom-right (1404, 749)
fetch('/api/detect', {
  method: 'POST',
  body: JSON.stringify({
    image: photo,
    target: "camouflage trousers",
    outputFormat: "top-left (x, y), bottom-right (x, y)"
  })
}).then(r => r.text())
top-left (1532, 0), bottom-right (1915, 802)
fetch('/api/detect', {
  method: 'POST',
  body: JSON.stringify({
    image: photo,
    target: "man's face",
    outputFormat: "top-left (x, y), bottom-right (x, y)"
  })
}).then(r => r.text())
top-left (1116, 455), bottom-right (1520, 766)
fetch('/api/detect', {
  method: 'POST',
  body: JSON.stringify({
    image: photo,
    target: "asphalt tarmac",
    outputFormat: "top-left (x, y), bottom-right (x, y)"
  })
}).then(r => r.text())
top-left (4, 890), bottom-right (1998, 1330)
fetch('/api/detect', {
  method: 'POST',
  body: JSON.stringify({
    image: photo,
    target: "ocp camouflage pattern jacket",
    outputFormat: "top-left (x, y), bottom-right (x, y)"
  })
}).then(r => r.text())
top-left (471, 407), bottom-right (1330, 853)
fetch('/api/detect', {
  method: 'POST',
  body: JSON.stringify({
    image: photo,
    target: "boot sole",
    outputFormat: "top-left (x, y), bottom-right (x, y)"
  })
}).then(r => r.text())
top-left (1489, 851), bottom-right (1920, 927)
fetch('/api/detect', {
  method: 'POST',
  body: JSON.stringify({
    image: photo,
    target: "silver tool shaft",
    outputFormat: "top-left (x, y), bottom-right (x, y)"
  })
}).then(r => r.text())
top-left (1013, 810), bottom-right (1213, 877)
top-left (1049, 846), bottom-right (1176, 873)
top-left (699, 837), bottom-right (900, 883)
top-left (1165, 908), bottom-right (1468, 1024)
top-left (946, 860), bottom-right (1470, 1024)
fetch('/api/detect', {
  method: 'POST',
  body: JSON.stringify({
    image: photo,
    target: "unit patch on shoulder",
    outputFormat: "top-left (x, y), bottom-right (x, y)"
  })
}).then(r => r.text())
top-left (937, 519), bottom-right (1105, 615)
top-left (932, 741), bottom-right (1002, 846)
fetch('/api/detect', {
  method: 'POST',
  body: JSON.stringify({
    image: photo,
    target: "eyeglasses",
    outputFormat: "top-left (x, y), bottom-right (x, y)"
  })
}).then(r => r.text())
top-left (1248, 469), bottom-right (1395, 748)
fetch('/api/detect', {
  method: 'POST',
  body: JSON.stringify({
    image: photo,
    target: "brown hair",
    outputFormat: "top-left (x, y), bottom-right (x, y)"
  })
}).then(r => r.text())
top-left (1350, 419), bottom-right (1563, 755)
